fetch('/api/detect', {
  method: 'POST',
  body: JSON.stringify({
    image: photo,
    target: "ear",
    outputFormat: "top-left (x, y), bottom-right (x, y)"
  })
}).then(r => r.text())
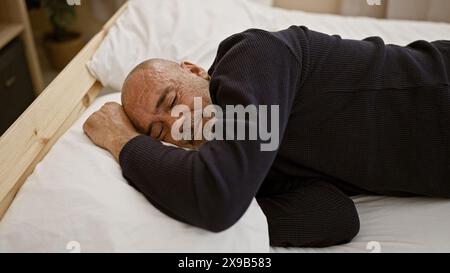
top-left (180, 61), bottom-right (210, 81)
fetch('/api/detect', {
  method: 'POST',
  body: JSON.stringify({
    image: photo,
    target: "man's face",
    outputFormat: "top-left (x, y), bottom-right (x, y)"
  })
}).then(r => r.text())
top-left (122, 60), bottom-right (212, 149)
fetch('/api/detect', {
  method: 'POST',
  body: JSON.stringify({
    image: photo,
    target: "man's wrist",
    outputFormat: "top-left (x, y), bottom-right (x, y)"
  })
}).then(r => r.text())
top-left (110, 132), bottom-right (140, 161)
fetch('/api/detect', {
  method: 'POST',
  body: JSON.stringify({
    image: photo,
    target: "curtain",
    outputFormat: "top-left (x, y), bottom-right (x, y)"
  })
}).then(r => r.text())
top-left (385, 0), bottom-right (450, 22)
top-left (87, 0), bottom-right (274, 21)
top-left (88, 0), bottom-right (448, 23)
top-left (340, 0), bottom-right (386, 18)
top-left (340, 0), bottom-right (450, 22)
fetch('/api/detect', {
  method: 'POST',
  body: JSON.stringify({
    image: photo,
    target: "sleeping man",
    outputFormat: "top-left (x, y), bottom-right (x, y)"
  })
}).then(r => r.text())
top-left (83, 26), bottom-right (450, 247)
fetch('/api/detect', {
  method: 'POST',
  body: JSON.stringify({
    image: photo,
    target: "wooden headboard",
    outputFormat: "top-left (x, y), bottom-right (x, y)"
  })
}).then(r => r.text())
top-left (0, 3), bottom-right (129, 221)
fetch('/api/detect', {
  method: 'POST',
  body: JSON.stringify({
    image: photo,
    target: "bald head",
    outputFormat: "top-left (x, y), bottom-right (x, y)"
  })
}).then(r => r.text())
top-left (122, 59), bottom-right (181, 111)
top-left (121, 58), bottom-right (212, 148)
top-left (124, 59), bottom-right (180, 87)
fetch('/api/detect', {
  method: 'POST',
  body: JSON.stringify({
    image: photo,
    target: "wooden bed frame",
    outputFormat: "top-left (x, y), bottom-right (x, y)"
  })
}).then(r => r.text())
top-left (0, 3), bottom-right (129, 221)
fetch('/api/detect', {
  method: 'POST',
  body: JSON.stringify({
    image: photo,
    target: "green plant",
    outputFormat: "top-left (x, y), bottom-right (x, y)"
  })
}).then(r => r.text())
top-left (41, 0), bottom-right (78, 41)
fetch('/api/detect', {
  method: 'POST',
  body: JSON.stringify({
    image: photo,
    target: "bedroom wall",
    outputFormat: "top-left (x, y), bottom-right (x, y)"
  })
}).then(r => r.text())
top-left (340, 0), bottom-right (386, 18)
top-left (386, 0), bottom-right (450, 22)
top-left (28, 0), bottom-right (121, 86)
top-left (273, 0), bottom-right (385, 17)
top-left (28, 1), bottom-right (106, 44)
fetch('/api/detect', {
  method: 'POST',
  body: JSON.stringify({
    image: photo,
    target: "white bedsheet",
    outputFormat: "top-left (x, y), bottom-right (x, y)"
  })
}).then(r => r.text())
top-left (87, 0), bottom-right (450, 252)
top-left (273, 196), bottom-right (450, 253)
top-left (0, 93), bottom-right (269, 253)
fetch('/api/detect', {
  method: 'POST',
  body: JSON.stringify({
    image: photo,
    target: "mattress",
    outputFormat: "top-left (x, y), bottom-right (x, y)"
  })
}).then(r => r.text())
top-left (263, 6), bottom-right (450, 254)
top-left (0, 92), bottom-right (269, 253)
top-left (272, 196), bottom-right (450, 253)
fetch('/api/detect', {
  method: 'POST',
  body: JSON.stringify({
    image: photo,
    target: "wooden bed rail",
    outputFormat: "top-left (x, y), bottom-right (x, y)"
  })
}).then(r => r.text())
top-left (0, 3), bottom-right (129, 220)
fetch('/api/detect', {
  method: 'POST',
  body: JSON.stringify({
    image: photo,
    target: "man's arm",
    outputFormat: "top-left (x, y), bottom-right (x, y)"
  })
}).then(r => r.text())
top-left (83, 102), bottom-right (139, 161)
top-left (85, 31), bottom-right (302, 232)
top-left (257, 179), bottom-right (360, 247)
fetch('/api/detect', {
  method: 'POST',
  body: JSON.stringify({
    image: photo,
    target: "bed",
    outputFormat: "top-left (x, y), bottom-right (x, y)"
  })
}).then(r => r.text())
top-left (1, 0), bottom-right (450, 253)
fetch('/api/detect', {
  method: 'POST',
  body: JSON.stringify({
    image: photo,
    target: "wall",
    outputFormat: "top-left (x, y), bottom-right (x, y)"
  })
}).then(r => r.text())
top-left (28, 0), bottom-right (105, 44)
top-left (28, 0), bottom-right (119, 85)
top-left (386, 0), bottom-right (450, 22)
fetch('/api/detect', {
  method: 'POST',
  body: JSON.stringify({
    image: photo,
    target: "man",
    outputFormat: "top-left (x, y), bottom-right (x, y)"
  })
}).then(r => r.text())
top-left (84, 26), bottom-right (450, 247)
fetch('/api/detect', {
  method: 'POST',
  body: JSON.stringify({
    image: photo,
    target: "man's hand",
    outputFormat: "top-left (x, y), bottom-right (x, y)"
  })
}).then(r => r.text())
top-left (83, 102), bottom-right (140, 161)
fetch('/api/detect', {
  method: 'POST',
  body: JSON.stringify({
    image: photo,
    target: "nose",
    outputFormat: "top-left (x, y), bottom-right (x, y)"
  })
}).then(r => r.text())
top-left (160, 114), bottom-right (182, 130)
top-left (166, 113), bottom-right (196, 144)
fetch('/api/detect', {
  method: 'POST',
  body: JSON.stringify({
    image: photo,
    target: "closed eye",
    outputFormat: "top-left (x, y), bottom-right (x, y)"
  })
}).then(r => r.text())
top-left (170, 95), bottom-right (177, 109)
top-left (156, 127), bottom-right (163, 139)
top-left (148, 122), bottom-right (163, 140)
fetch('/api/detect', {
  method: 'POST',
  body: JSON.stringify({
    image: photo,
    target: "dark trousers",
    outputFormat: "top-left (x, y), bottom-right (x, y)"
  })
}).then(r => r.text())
top-left (256, 179), bottom-right (360, 248)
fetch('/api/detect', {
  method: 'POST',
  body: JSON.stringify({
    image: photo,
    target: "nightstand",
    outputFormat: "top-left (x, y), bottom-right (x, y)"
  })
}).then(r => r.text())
top-left (0, 38), bottom-right (36, 135)
top-left (0, 0), bottom-right (44, 136)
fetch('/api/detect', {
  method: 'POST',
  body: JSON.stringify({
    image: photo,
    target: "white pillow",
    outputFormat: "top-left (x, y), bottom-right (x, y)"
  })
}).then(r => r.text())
top-left (0, 93), bottom-right (269, 253)
top-left (87, 0), bottom-right (450, 92)
top-left (87, 0), bottom-right (275, 91)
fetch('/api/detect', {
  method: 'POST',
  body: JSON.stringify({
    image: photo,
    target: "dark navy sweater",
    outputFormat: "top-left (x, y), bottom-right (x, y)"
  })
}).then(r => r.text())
top-left (119, 26), bottom-right (450, 232)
